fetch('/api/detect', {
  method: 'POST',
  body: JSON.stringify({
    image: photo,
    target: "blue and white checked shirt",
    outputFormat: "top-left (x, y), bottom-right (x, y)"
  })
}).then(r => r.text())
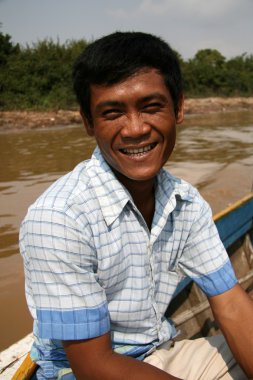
top-left (20, 147), bottom-right (237, 379)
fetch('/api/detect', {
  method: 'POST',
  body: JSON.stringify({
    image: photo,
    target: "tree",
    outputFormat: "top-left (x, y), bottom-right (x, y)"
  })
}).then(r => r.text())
top-left (225, 54), bottom-right (253, 95)
top-left (1, 33), bottom-right (253, 110)
top-left (0, 31), bottom-right (20, 65)
top-left (0, 32), bottom-right (20, 107)
top-left (0, 37), bottom-right (88, 110)
top-left (183, 49), bottom-right (226, 96)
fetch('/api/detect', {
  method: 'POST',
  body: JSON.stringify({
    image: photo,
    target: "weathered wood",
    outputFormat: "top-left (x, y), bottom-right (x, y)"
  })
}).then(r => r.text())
top-left (214, 193), bottom-right (253, 248)
top-left (11, 354), bottom-right (37, 380)
top-left (173, 193), bottom-right (253, 298)
top-left (173, 268), bottom-right (253, 326)
top-left (0, 334), bottom-right (34, 380)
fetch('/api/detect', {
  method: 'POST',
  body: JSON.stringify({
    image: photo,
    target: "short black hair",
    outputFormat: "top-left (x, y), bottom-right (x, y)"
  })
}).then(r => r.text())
top-left (73, 31), bottom-right (183, 122)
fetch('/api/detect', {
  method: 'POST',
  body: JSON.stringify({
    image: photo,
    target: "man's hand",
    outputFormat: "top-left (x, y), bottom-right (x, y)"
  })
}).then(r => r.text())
top-left (63, 332), bottom-right (182, 380)
top-left (208, 283), bottom-right (253, 378)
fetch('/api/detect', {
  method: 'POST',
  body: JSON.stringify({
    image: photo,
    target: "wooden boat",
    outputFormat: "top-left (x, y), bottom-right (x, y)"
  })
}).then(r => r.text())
top-left (167, 192), bottom-right (253, 339)
top-left (1, 193), bottom-right (253, 379)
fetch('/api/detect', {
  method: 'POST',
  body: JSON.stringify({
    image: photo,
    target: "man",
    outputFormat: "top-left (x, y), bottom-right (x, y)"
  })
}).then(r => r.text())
top-left (20, 32), bottom-right (253, 379)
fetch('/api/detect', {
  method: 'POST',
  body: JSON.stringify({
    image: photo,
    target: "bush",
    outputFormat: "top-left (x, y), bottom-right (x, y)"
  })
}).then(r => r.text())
top-left (0, 32), bottom-right (252, 110)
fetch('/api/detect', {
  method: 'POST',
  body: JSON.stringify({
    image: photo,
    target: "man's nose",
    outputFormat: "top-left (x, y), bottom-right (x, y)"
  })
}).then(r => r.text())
top-left (120, 113), bottom-right (151, 139)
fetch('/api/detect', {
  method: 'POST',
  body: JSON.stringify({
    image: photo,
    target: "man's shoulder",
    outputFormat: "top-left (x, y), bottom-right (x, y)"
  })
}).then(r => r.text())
top-left (29, 159), bottom-right (93, 213)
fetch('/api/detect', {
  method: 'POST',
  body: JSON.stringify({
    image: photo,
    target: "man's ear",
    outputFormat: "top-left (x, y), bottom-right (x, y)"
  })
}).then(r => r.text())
top-left (176, 94), bottom-right (184, 125)
top-left (80, 109), bottom-right (94, 136)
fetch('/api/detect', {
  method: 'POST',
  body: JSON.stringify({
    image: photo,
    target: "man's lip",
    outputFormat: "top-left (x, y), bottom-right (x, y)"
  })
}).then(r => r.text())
top-left (119, 142), bottom-right (157, 155)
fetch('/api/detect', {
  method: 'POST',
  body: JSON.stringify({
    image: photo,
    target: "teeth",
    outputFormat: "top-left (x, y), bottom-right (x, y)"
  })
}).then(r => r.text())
top-left (122, 144), bottom-right (154, 155)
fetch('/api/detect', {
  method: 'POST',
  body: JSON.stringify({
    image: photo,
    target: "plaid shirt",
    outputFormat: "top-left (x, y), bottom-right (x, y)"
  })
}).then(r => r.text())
top-left (20, 147), bottom-right (237, 379)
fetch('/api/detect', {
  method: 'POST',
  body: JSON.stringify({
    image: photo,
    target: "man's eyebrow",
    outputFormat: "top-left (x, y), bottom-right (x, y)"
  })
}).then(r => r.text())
top-left (139, 93), bottom-right (169, 103)
top-left (95, 101), bottom-right (125, 112)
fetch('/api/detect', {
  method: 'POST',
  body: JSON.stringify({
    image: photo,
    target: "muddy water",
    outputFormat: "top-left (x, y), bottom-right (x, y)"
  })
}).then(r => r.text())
top-left (0, 111), bottom-right (253, 351)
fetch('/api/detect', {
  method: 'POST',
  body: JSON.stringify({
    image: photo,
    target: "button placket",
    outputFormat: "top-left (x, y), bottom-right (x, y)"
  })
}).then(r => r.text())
top-left (147, 241), bottom-right (163, 338)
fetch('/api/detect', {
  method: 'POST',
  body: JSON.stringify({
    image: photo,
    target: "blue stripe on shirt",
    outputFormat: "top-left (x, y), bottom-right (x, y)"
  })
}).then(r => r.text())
top-left (192, 259), bottom-right (237, 296)
top-left (37, 303), bottom-right (110, 340)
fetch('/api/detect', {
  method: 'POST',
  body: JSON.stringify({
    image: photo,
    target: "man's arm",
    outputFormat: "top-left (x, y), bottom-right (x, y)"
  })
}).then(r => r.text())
top-left (63, 332), bottom-right (182, 380)
top-left (208, 283), bottom-right (253, 378)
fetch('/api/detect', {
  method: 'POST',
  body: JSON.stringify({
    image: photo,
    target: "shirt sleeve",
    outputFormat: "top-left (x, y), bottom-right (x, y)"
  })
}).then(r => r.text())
top-left (20, 205), bottom-right (110, 340)
top-left (177, 194), bottom-right (238, 296)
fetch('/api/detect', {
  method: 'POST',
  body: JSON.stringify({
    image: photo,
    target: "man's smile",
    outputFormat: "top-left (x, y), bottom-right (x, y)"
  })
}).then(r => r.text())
top-left (119, 143), bottom-right (157, 156)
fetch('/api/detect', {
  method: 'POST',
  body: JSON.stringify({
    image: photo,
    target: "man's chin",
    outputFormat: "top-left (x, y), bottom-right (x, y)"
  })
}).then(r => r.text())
top-left (113, 168), bottom-right (158, 184)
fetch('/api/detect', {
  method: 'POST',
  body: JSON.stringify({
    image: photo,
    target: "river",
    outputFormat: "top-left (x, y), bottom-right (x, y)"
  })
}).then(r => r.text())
top-left (0, 111), bottom-right (253, 351)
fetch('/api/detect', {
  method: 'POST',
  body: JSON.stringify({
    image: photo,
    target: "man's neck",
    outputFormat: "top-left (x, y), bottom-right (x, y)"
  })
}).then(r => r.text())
top-left (114, 171), bottom-right (156, 230)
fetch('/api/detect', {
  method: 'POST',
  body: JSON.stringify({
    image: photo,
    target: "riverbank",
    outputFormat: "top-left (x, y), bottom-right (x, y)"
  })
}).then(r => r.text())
top-left (1, 97), bottom-right (253, 131)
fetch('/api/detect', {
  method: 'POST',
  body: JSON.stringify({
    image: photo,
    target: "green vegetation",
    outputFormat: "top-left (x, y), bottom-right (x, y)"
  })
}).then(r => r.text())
top-left (181, 49), bottom-right (253, 97)
top-left (0, 32), bottom-right (253, 110)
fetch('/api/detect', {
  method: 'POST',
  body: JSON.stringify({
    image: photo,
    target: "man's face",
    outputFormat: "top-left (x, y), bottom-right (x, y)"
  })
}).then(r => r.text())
top-left (82, 68), bottom-right (184, 185)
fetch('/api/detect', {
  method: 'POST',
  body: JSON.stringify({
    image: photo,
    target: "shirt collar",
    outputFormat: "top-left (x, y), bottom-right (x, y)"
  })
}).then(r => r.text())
top-left (86, 147), bottom-right (132, 227)
top-left (156, 168), bottom-right (194, 204)
top-left (86, 147), bottom-right (194, 228)
top-left (149, 168), bottom-right (194, 241)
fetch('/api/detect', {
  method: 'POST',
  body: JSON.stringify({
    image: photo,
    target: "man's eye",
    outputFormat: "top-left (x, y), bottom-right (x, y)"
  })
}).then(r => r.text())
top-left (102, 109), bottom-right (122, 119)
top-left (143, 103), bottom-right (162, 113)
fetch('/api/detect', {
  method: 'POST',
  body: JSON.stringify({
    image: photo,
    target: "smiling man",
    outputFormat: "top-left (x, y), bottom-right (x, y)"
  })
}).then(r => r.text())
top-left (20, 32), bottom-right (253, 380)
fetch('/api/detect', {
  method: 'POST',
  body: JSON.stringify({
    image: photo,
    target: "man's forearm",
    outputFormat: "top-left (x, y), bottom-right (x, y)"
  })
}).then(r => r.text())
top-left (209, 284), bottom-right (253, 378)
top-left (90, 350), bottom-right (182, 380)
top-left (218, 311), bottom-right (253, 378)
top-left (64, 339), bottom-right (182, 380)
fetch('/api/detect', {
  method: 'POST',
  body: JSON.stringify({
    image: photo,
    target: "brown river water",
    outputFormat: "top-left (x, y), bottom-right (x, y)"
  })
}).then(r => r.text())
top-left (0, 111), bottom-right (253, 351)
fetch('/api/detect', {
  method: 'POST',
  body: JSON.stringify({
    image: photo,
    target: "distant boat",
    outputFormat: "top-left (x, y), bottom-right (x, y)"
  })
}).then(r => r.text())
top-left (1, 193), bottom-right (253, 379)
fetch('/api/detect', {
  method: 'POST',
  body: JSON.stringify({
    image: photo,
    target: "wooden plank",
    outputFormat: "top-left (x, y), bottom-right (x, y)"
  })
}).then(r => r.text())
top-left (173, 268), bottom-right (253, 326)
top-left (213, 193), bottom-right (253, 222)
top-left (173, 193), bottom-right (253, 298)
top-left (0, 334), bottom-right (34, 379)
top-left (215, 197), bottom-right (253, 248)
top-left (11, 353), bottom-right (37, 380)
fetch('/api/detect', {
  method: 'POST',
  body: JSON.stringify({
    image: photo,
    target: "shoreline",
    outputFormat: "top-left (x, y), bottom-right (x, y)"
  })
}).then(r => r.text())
top-left (1, 97), bottom-right (253, 131)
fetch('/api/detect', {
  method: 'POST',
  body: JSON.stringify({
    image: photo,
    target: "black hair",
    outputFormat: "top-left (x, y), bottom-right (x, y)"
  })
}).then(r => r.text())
top-left (73, 31), bottom-right (183, 123)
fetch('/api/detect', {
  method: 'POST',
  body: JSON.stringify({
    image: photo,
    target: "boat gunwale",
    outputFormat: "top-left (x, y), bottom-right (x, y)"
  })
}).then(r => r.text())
top-left (213, 192), bottom-right (253, 222)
